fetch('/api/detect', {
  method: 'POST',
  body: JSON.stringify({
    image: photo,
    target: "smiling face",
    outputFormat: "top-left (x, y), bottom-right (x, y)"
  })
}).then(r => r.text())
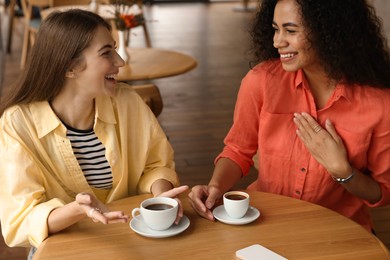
top-left (68, 26), bottom-right (125, 98)
top-left (272, 0), bottom-right (321, 73)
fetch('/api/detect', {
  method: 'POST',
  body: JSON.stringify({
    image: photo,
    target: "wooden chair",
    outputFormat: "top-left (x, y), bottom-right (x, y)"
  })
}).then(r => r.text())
top-left (134, 0), bottom-right (151, 47)
top-left (132, 84), bottom-right (163, 117)
top-left (19, 0), bottom-right (51, 68)
top-left (5, 0), bottom-right (16, 53)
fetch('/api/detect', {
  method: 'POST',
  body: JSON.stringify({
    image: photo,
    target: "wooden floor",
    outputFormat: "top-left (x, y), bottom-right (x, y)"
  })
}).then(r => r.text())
top-left (1, 1), bottom-right (390, 259)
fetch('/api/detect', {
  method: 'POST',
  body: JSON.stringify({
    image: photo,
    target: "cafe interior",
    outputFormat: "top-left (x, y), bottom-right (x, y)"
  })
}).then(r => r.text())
top-left (0, 0), bottom-right (389, 259)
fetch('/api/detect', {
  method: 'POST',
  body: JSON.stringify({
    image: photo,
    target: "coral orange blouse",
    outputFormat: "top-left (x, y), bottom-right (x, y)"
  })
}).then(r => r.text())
top-left (217, 60), bottom-right (390, 231)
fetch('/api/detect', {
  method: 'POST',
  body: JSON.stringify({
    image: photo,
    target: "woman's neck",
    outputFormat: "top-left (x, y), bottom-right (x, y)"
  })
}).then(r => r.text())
top-left (50, 95), bottom-right (95, 130)
top-left (304, 68), bottom-right (337, 110)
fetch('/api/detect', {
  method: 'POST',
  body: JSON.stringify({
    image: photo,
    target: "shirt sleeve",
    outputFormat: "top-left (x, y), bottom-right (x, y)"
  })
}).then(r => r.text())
top-left (133, 95), bottom-right (180, 194)
top-left (0, 118), bottom-right (65, 248)
top-left (215, 66), bottom-right (266, 175)
top-left (364, 92), bottom-right (390, 207)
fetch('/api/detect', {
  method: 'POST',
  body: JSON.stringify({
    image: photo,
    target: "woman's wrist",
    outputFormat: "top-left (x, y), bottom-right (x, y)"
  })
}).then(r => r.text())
top-left (151, 179), bottom-right (174, 196)
top-left (330, 165), bottom-right (355, 183)
top-left (332, 169), bottom-right (355, 184)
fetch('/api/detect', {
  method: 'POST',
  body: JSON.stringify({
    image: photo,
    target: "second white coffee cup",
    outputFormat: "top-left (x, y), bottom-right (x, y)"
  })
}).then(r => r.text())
top-left (223, 191), bottom-right (250, 219)
top-left (132, 197), bottom-right (178, 231)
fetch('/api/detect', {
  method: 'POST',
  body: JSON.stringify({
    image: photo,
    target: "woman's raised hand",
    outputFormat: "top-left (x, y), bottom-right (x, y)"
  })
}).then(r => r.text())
top-left (293, 112), bottom-right (351, 177)
top-left (76, 192), bottom-right (129, 224)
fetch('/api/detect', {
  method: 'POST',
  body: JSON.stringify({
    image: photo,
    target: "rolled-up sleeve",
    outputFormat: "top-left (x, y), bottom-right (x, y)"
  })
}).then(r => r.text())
top-left (137, 115), bottom-right (179, 194)
top-left (215, 68), bottom-right (264, 175)
top-left (364, 96), bottom-right (390, 207)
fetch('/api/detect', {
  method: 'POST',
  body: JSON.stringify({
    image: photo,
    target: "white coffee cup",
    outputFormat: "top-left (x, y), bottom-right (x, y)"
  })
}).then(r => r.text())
top-left (223, 191), bottom-right (250, 219)
top-left (132, 197), bottom-right (178, 231)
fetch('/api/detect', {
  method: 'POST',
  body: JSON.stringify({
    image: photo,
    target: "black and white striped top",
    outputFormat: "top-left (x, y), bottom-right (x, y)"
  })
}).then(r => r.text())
top-left (66, 127), bottom-right (113, 189)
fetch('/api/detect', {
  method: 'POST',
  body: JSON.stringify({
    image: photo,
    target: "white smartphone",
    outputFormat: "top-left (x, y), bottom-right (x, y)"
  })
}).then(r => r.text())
top-left (235, 244), bottom-right (288, 260)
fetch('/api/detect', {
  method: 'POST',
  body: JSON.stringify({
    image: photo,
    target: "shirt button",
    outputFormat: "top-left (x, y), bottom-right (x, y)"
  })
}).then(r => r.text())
top-left (296, 191), bottom-right (301, 195)
top-left (300, 168), bottom-right (306, 172)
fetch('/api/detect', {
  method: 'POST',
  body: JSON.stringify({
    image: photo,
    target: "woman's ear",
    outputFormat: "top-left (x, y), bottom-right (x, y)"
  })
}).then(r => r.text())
top-left (65, 69), bottom-right (76, 78)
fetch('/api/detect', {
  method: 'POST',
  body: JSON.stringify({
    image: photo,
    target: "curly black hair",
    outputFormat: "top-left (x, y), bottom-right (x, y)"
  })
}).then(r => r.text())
top-left (250, 0), bottom-right (390, 89)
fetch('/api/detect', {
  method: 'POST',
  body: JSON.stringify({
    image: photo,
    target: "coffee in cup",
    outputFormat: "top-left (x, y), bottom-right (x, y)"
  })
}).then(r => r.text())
top-left (223, 191), bottom-right (249, 219)
top-left (132, 197), bottom-right (178, 231)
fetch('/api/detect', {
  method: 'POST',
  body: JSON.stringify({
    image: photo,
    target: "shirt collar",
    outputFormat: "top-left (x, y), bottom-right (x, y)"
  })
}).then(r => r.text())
top-left (294, 69), bottom-right (352, 103)
top-left (30, 102), bottom-right (62, 139)
top-left (30, 96), bottom-right (117, 139)
top-left (294, 69), bottom-right (304, 89)
top-left (95, 95), bottom-right (117, 125)
top-left (334, 82), bottom-right (353, 103)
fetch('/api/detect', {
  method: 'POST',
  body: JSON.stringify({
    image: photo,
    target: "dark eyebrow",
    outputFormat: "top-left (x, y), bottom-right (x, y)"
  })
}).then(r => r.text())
top-left (98, 44), bottom-right (114, 52)
top-left (272, 21), bottom-right (299, 28)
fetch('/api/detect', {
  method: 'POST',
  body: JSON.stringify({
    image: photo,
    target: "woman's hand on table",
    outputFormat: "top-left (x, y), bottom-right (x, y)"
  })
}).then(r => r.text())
top-left (188, 185), bottom-right (222, 221)
top-left (76, 193), bottom-right (129, 224)
top-left (158, 185), bottom-right (189, 224)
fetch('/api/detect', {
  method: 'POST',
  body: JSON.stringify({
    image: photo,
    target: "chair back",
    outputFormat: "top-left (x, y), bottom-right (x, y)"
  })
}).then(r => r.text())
top-left (21, 0), bottom-right (52, 21)
top-left (20, 0), bottom-right (52, 68)
top-left (133, 84), bottom-right (163, 117)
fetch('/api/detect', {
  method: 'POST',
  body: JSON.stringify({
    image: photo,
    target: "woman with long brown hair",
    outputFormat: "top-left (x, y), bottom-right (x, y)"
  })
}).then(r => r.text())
top-left (0, 9), bottom-right (187, 256)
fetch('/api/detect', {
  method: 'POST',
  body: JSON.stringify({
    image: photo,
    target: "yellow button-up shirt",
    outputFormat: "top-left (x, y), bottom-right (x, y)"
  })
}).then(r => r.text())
top-left (0, 83), bottom-right (179, 247)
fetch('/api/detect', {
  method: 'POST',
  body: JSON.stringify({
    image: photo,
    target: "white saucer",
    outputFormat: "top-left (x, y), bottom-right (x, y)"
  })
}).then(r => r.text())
top-left (130, 215), bottom-right (190, 238)
top-left (213, 205), bottom-right (260, 225)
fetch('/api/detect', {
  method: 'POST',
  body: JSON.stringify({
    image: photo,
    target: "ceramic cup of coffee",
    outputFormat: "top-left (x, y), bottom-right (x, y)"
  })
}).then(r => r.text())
top-left (132, 197), bottom-right (178, 231)
top-left (223, 191), bottom-right (250, 219)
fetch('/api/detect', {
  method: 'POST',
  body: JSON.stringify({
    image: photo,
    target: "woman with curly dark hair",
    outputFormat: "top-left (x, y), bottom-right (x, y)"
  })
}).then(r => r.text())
top-left (189, 0), bottom-right (390, 232)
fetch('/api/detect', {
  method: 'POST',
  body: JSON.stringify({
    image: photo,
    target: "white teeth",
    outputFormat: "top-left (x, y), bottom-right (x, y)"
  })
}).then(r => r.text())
top-left (105, 74), bottom-right (117, 79)
top-left (280, 53), bottom-right (295, 58)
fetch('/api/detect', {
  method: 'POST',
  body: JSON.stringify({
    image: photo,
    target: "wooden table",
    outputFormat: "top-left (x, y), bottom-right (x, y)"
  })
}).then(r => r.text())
top-left (117, 48), bottom-right (197, 82)
top-left (33, 191), bottom-right (390, 259)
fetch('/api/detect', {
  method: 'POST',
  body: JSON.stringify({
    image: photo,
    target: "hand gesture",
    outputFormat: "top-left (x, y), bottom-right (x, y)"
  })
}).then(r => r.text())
top-left (188, 185), bottom-right (223, 221)
top-left (293, 112), bottom-right (351, 177)
top-left (76, 192), bottom-right (129, 224)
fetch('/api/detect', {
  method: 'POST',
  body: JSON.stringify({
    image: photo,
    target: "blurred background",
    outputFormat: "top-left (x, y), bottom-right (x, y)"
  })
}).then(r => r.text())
top-left (0, 0), bottom-right (389, 259)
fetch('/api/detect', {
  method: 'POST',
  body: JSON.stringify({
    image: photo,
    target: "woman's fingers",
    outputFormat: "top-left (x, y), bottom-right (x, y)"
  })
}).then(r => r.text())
top-left (153, 185), bottom-right (190, 224)
top-left (104, 211), bottom-right (129, 224)
top-left (75, 192), bottom-right (93, 204)
top-left (174, 198), bottom-right (185, 224)
top-left (89, 210), bottom-right (129, 224)
top-left (325, 119), bottom-right (342, 143)
top-left (158, 185), bottom-right (189, 198)
top-left (75, 192), bottom-right (128, 224)
top-left (188, 198), bottom-right (214, 220)
top-left (188, 185), bottom-right (217, 221)
top-left (294, 112), bottom-right (323, 135)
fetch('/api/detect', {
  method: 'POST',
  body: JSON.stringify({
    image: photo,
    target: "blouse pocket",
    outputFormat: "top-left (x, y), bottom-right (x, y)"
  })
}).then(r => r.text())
top-left (333, 126), bottom-right (371, 167)
top-left (259, 111), bottom-right (297, 160)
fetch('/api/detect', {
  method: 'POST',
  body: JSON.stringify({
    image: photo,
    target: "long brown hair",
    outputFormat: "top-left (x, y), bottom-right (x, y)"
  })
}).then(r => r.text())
top-left (0, 9), bottom-right (111, 115)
